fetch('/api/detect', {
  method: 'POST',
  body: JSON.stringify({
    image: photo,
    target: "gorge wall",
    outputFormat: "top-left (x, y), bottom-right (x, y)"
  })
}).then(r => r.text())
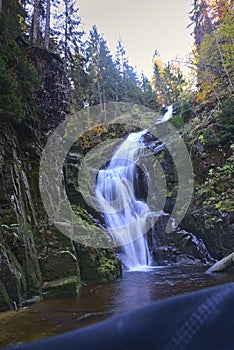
top-left (0, 48), bottom-right (121, 312)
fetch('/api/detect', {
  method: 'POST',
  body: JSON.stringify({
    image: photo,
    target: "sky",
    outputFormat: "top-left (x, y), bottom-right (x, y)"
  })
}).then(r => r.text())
top-left (78, 0), bottom-right (194, 79)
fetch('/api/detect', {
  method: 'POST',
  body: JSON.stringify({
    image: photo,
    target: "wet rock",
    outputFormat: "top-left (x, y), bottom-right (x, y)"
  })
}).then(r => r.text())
top-left (42, 277), bottom-right (80, 298)
top-left (148, 213), bottom-right (212, 265)
top-left (76, 245), bottom-right (122, 284)
top-left (29, 47), bottom-right (71, 134)
top-left (39, 251), bottom-right (79, 282)
top-left (0, 49), bottom-right (121, 312)
top-left (181, 206), bottom-right (234, 260)
top-left (168, 229), bottom-right (214, 263)
top-left (0, 283), bottom-right (12, 311)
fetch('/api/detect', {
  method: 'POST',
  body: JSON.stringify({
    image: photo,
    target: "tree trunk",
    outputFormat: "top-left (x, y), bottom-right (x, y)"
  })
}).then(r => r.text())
top-left (207, 252), bottom-right (234, 273)
top-left (63, 1), bottom-right (69, 70)
top-left (0, 0), bottom-right (2, 12)
top-left (44, 0), bottom-right (51, 49)
top-left (33, 0), bottom-right (40, 44)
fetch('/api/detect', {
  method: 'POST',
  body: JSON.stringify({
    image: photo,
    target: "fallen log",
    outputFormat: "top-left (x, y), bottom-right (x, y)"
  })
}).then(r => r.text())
top-left (207, 252), bottom-right (234, 273)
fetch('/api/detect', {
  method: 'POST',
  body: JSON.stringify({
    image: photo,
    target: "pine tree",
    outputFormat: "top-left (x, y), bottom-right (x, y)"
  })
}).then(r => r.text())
top-left (70, 51), bottom-right (88, 110)
top-left (53, 0), bottom-right (83, 68)
top-left (85, 25), bottom-right (120, 108)
top-left (115, 39), bottom-right (142, 103)
top-left (140, 73), bottom-right (159, 110)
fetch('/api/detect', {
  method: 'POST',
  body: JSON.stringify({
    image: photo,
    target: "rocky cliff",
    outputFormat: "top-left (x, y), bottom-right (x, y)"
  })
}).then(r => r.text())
top-left (0, 48), bottom-right (121, 312)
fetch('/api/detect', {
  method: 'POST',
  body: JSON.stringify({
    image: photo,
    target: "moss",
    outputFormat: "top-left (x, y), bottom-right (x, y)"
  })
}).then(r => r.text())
top-left (77, 246), bottom-right (122, 284)
top-left (215, 200), bottom-right (234, 213)
top-left (0, 283), bottom-right (12, 312)
top-left (42, 276), bottom-right (80, 298)
top-left (170, 115), bottom-right (184, 128)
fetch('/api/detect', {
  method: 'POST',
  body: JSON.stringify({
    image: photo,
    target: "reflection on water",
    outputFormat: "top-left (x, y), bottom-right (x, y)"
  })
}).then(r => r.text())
top-left (0, 266), bottom-right (234, 348)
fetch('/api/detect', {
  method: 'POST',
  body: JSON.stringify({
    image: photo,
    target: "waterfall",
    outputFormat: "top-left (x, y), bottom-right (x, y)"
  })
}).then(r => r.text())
top-left (96, 129), bottom-right (152, 270)
top-left (156, 104), bottom-right (173, 124)
top-left (96, 106), bottom-right (173, 270)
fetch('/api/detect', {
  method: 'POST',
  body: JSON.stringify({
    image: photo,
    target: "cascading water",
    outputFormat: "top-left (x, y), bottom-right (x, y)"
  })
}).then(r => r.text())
top-left (96, 106), bottom-right (173, 270)
top-left (156, 105), bottom-right (173, 124)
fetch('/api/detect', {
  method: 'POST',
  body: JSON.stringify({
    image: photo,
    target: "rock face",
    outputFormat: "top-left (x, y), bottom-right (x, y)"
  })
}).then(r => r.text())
top-left (0, 48), bottom-right (121, 312)
top-left (148, 214), bottom-right (213, 265)
top-left (142, 131), bottom-right (233, 265)
top-left (181, 206), bottom-right (234, 260)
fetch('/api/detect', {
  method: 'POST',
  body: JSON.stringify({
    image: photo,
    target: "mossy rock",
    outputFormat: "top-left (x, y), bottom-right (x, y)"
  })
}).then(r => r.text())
top-left (39, 251), bottom-right (79, 282)
top-left (77, 246), bottom-right (122, 284)
top-left (42, 276), bottom-right (80, 298)
top-left (181, 206), bottom-right (234, 259)
top-left (0, 283), bottom-right (12, 311)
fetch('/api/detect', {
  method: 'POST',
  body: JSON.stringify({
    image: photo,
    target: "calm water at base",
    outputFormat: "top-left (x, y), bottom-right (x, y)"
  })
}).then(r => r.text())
top-left (1, 265), bottom-right (234, 348)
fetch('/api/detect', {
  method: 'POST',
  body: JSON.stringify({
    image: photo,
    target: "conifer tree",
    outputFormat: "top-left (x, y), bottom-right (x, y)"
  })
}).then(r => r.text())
top-left (85, 25), bottom-right (120, 108)
top-left (53, 0), bottom-right (83, 68)
top-left (0, 0), bottom-right (39, 122)
top-left (140, 73), bottom-right (159, 110)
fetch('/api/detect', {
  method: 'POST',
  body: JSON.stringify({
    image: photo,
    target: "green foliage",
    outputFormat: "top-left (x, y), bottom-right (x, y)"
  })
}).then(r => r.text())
top-left (152, 53), bottom-right (185, 106)
top-left (194, 5), bottom-right (234, 107)
top-left (196, 144), bottom-right (234, 211)
top-left (178, 90), bottom-right (196, 121)
top-left (198, 127), bottom-right (220, 149)
top-left (170, 114), bottom-right (184, 128)
top-left (0, 4), bottom-right (40, 124)
top-left (53, 0), bottom-right (84, 65)
top-left (0, 56), bottom-right (23, 121)
top-left (217, 95), bottom-right (234, 145)
top-left (197, 95), bottom-right (234, 149)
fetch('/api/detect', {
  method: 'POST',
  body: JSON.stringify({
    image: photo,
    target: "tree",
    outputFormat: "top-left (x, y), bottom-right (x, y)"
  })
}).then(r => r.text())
top-left (0, 0), bottom-right (39, 123)
top-left (115, 39), bottom-right (143, 103)
top-left (0, 0), bottom-right (2, 13)
top-left (44, 0), bottom-right (50, 49)
top-left (194, 6), bottom-right (234, 105)
top-left (53, 0), bottom-right (83, 68)
top-left (85, 25), bottom-right (120, 108)
top-left (140, 73), bottom-right (159, 110)
top-left (152, 52), bottom-right (185, 106)
top-left (190, 0), bottom-right (212, 47)
top-left (32, 0), bottom-right (40, 44)
top-left (69, 51), bottom-right (88, 110)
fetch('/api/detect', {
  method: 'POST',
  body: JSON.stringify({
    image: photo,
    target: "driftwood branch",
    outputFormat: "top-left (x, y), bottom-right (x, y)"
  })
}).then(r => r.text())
top-left (207, 252), bottom-right (234, 273)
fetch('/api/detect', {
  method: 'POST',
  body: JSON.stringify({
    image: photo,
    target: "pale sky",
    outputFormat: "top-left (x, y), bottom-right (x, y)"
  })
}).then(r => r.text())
top-left (78, 0), bottom-right (194, 79)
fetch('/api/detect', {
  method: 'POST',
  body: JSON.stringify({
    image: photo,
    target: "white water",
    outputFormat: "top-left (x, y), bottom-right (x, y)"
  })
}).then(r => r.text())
top-left (96, 130), bottom-right (152, 270)
top-left (96, 106), bottom-right (174, 270)
top-left (156, 104), bottom-right (173, 124)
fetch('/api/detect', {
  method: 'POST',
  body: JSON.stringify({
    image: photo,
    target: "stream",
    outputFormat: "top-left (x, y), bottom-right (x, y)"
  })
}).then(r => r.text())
top-left (1, 266), bottom-right (234, 348)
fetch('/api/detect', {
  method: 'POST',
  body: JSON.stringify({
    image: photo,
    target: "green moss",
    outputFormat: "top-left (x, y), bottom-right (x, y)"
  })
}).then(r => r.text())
top-left (71, 205), bottom-right (96, 226)
top-left (97, 250), bottom-right (122, 282)
top-left (77, 247), bottom-right (121, 284)
top-left (170, 115), bottom-right (184, 127)
top-left (42, 276), bottom-right (80, 298)
top-left (0, 283), bottom-right (12, 311)
top-left (215, 200), bottom-right (234, 213)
